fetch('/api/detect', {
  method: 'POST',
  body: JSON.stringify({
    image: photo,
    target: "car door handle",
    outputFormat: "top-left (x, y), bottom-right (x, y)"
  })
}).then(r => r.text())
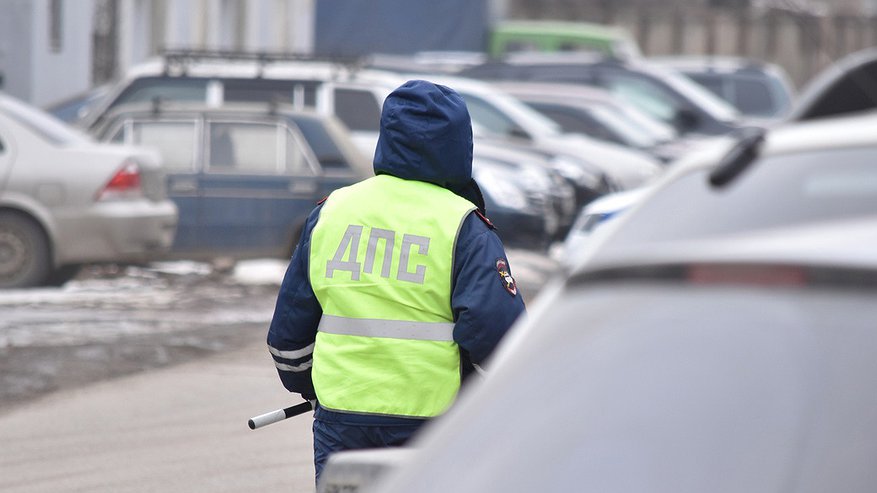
top-left (169, 179), bottom-right (198, 193)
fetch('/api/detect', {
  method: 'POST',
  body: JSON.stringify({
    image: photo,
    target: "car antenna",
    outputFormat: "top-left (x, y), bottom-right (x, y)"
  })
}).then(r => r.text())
top-left (708, 126), bottom-right (766, 188)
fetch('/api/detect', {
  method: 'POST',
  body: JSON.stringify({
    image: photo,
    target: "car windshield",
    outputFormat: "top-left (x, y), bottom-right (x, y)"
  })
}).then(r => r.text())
top-left (658, 67), bottom-right (740, 122)
top-left (0, 95), bottom-right (92, 146)
top-left (587, 104), bottom-right (664, 148)
top-left (462, 89), bottom-right (564, 138)
top-left (601, 145), bottom-right (877, 247)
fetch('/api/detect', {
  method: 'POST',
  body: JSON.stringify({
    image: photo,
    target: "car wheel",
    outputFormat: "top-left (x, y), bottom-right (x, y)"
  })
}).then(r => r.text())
top-left (0, 212), bottom-right (52, 288)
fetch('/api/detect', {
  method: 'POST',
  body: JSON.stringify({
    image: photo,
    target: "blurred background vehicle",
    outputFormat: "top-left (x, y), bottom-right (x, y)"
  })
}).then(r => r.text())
top-left (0, 92), bottom-right (177, 289)
top-left (651, 55), bottom-right (795, 123)
top-left (78, 52), bottom-right (661, 196)
top-left (788, 46), bottom-right (877, 123)
top-left (554, 186), bottom-right (648, 266)
top-left (44, 84), bottom-right (112, 125)
top-left (457, 52), bottom-right (744, 137)
top-left (493, 81), bottom-right (699, 164)
top-left (487, 20), bottom-right (642, 60)
top-left (88, 101), bottom-right (371, 262)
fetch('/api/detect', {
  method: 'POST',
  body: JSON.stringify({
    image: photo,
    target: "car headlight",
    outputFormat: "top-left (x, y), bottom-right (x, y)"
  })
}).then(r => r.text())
top-left (474, 167), bottom-right (528, 210)
top-left (551, 156), bottom-right (603, 190)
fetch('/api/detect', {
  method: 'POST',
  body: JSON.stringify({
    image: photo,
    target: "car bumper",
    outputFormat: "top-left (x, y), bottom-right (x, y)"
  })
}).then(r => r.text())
top-left (53, 200), bottom-right (178, 265)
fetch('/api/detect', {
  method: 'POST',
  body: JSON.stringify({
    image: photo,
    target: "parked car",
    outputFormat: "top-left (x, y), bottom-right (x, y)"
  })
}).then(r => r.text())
top-left (368, 216), bottom-right (877, 493)
top-left (651, 55), bottom-right (795, 121)
top-left (89, 101), bottom-right (370, 261)
top-left (788, 46), bottom-right (877, 122)
top-left (492, 81), bottom-right (701, 163)
top-left (474, 141), bottom-right (579, 245)
top-left (555, 186), bottom-right (648, 266)
top-left (0, 92), bottom-right (177, 288)
top-left (458, 52), bottom-right (743, 136)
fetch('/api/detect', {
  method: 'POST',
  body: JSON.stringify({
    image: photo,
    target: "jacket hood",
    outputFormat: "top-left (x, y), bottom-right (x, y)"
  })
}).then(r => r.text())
top-left (373, 80), bottom-right (473, 189)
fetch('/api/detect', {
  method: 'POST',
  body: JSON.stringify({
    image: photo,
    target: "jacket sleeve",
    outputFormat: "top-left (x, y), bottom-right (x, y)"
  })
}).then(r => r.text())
top-left (266, 205), bottom-right (324, 399)
top-left (451, 213), bottom-right (527, 367)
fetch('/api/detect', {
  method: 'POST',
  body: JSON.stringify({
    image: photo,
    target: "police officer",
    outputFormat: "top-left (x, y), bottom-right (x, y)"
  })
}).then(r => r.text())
top-left (266, 79), bottom-right (526, 483)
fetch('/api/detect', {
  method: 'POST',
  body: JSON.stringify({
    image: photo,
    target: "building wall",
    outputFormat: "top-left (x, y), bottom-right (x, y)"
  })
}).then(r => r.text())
top-left (31, 0), bottom-right (95, 107)
top-left (0, 0), bottom-right (94, 107)
top-left (0, 1), bottom-right (36, 102)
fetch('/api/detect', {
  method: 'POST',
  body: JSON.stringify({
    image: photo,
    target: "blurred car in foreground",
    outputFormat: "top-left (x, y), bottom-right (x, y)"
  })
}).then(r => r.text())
top-left (371, 216), bottom-right (877, 493)
top-left (652, 55), bottom-right (795, 122)
top-left (789, 46), bottom-right (877, 122)
top-left (89, 102), bottom-right (370, 261)
top-left (0, 92), bottom-right (177, 289)
top-left (578, 112), bottom-right (877, 270)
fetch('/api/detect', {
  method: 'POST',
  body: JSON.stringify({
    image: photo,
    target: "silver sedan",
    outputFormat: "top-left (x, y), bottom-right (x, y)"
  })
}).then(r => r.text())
top-left (0, 92), bottom-right (178, 288)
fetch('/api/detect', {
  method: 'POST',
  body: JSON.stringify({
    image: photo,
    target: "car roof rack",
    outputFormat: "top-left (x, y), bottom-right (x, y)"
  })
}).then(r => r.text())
top-left (159, 48), bottom-right (364, 77)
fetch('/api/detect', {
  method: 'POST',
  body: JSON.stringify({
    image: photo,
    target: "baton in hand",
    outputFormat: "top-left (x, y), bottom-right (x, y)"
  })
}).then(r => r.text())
top-left (248, 400), bottom-right (314, 430)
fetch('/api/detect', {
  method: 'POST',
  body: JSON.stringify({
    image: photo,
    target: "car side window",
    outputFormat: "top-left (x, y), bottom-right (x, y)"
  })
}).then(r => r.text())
top-left (129, 121), bottom-right (198, 172)
top-left (528, 102), bottom-right (618, 143)
top-left (208, 122), bottom-right (282, 174)
top-left (285, 127), bottom-right (318, 176)
top-left (333, 89), bottom-right (381, 132)
top-left (732, 78), bottom-right (775, 116)
top-left (601, 73), bottom-right (682, 126)
top-left (462, 94), bottom-right (530, 139)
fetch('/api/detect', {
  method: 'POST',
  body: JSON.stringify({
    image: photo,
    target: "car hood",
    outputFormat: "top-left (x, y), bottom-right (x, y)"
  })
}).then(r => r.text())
top-left (548, 134), bottom-right (662, 188)
top-left (372, 80), bottom-right (473, 191)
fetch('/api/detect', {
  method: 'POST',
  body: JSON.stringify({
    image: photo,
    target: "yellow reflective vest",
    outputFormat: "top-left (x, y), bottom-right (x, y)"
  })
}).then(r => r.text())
top-left (309, 174), bottom-right (476, 418)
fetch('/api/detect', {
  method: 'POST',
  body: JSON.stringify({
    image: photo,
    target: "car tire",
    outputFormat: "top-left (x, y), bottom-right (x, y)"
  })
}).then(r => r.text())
top-left (0, 211), bottom-right (52, 289)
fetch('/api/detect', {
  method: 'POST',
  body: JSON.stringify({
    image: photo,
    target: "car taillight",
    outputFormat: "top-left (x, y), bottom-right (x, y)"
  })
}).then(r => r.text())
top-left (96, 161), bottom-right (143, 201)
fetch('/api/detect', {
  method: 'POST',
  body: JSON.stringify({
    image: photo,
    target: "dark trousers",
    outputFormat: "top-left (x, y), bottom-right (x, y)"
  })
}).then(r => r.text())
top-left (313, 414), bottom-right (425, 484)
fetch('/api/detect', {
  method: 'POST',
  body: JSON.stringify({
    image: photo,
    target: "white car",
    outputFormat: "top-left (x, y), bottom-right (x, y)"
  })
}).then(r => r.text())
top-left (0, 92), bottom-right (177, 288)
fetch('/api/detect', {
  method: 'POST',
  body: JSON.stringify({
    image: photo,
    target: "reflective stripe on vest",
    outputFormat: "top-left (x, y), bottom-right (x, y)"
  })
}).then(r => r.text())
top-left (319, 315), bottom-right (455, 342)
top-left (309, 175), bottom-right (475, 418)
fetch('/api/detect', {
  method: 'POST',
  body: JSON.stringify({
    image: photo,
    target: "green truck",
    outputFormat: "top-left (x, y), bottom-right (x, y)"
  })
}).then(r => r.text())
top-left (489, 20), bottom-right (641, 60)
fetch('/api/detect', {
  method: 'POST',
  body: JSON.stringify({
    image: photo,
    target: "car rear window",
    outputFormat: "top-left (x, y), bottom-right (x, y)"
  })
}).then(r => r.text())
top-left (288, 114), bottom-right (352, 169)
top-left (732, 78), bottom-right (776, 116)
top-left (602, 146), bottom-right (877, 246)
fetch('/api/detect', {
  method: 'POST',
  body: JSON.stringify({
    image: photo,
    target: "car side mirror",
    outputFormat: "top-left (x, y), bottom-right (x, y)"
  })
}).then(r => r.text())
top-left (674, 108), bottom-right (699, 132)
top-left (508, 126), bottom-right (532, 141)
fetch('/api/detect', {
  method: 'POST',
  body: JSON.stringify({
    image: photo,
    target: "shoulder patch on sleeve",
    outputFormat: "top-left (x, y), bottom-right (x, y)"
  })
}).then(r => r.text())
top-left (475, 210), bottom-right (496, 230)
top-left (495, 258), bottom-right (518, 297)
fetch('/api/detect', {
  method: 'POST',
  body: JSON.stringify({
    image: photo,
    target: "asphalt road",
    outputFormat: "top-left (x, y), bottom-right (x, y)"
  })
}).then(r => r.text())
top-left (0, 250), bottom-right (558, 492)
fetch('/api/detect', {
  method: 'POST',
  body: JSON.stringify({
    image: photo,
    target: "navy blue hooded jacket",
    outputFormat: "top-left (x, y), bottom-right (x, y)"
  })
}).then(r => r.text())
top-left (266, 80), bottom-right (526, 425)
